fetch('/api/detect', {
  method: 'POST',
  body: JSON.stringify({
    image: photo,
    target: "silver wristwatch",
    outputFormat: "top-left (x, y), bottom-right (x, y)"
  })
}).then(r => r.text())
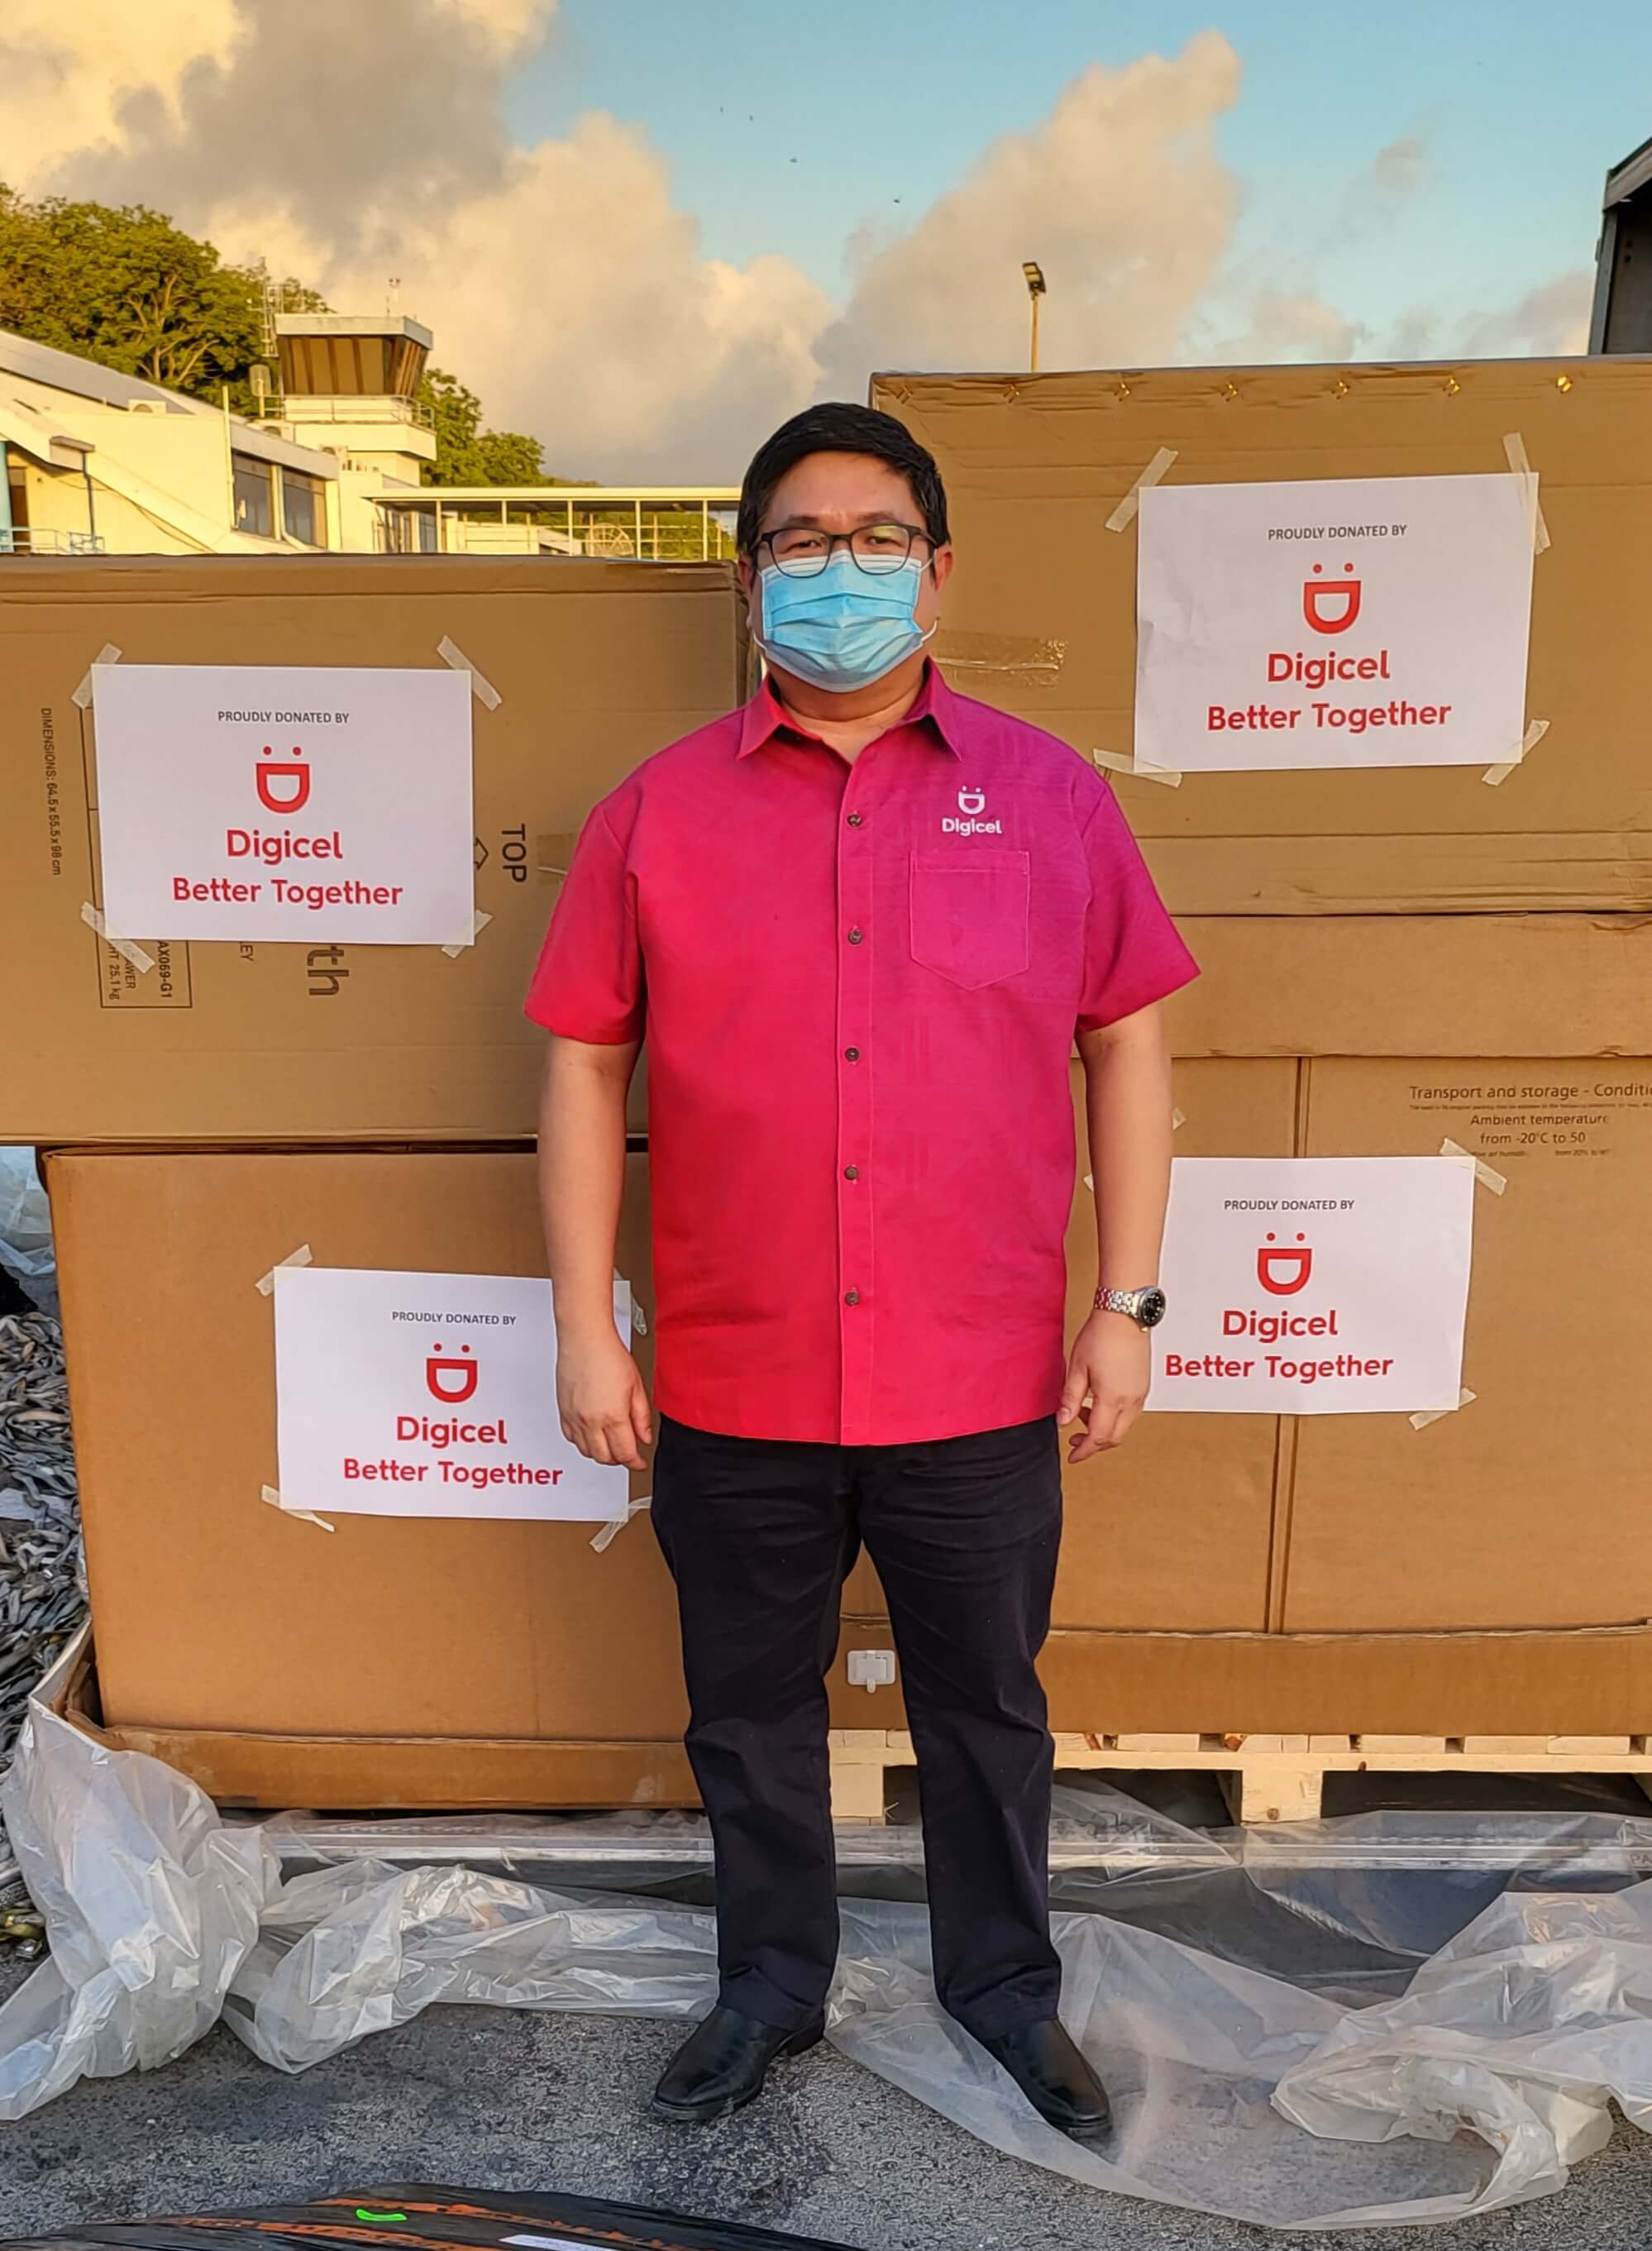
top-left (1094, 1285), bottom-right (1167, 1331)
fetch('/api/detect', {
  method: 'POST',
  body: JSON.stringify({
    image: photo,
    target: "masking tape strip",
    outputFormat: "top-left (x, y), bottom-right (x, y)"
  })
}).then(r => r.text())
top-left (1441, 1137), bottom-right (1509, 1195)
top-left (1093, 748), bottom-right (1182, 789)
top-left (1105, 447), bottom-right (1177, 533)
top-left (437, 636), bottom-right (503, 710)
top-left (260, 1484), bottom-right (335, 1534)
top-left (591, 1496), bottom-right (652, 1554)
top-left (441, 908), bottom-right (493, 959)
top-left (1502, 434), bottom-right (1551, 556)
top-left (80, 902), bottom-right (154, 975)
top-left (71, 643), bottom-right (122, 708)
top-left (255, 1244), bottom-right (313, 1297)
top-left (1410, 1386), bottom-right (1478, 1433)
top-left (934, 630), bottom-right (1067, 683)
top-left (1483, 718), bottom-right (1549, 788)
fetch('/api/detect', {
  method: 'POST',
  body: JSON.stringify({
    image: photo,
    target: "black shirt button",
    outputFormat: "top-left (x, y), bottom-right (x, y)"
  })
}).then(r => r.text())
top-left (847, 927), bottom-right (864, 944)
top-left (844, 1047), bottom-right (861, 1062)
top-left (844, 1289), bottom-right (862, 1307)
top-left (843, 1165), bottom-right (859, 1181)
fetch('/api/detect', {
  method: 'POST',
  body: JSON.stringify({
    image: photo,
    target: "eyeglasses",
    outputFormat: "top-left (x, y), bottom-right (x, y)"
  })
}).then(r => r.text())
top-left (757, 522), bottom-right (933, 578)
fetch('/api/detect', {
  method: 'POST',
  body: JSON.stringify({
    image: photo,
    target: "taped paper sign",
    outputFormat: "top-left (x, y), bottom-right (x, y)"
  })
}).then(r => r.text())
top-left (271, 1266), bottom-right (633, 1522)
top-left (92, 664), bottom-right (475, 945)
top-left (1148, 1157), bottom-right (1473, 1416)
top-left (1134, 475), bottom-right (1535, 772)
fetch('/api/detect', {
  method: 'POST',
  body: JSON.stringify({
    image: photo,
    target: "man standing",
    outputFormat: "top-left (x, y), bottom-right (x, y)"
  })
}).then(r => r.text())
top-left (528, 404), bottom-right (1196, 2139)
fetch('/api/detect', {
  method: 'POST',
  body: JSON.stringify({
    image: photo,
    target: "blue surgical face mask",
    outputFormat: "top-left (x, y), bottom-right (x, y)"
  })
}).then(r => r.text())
top-left (757, 551), bottom-right (936, 695)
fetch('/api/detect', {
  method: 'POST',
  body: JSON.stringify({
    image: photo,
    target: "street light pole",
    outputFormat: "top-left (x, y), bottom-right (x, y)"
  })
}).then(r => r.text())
top-left (1022, 260), bottom-right (1047, 373)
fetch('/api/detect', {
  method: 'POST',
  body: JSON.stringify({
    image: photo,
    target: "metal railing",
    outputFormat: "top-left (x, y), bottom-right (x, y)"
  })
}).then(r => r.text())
top-left (259, 394), bottom-right (435, 430)
top-left (0, 528), bottom-right (106, 556)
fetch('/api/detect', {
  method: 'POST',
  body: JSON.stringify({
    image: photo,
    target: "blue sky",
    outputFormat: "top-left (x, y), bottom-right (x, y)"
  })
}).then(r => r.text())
top-left (509, 1), bottom-right (1650, 342)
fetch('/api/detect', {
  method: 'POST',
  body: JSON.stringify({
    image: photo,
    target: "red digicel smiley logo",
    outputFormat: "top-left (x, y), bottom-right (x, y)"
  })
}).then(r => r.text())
top-left (1303, 562), bottom-right (1361, 636)
top-left (426, 1341), bottom-right (479, 1403)
top-left (1258, 1232), bottom-right (1313, 1296)
top-left (256, 744), bottom-right (312, 814)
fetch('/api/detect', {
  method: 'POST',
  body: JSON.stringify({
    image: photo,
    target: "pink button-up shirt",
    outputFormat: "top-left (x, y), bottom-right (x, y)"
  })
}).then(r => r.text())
top-left (527, 663), bottom-right (1197, 1446)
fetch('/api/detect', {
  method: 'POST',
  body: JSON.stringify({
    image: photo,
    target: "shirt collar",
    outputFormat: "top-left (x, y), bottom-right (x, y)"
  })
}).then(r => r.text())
top-left (737, 660), bottom-right (962, 759)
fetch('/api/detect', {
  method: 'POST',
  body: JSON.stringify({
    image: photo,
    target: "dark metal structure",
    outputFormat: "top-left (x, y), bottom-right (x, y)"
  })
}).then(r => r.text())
top-left (1590, 133), bottom-right (1652, 352)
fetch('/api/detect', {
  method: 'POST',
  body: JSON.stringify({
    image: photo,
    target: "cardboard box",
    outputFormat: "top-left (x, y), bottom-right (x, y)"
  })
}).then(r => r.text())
top-left (872, 358), bottom-right (1652, 915)
top-left (47, 1144), bottom-right (695, 1806)
top-left (841, 913), bottom-right (1652, 1729)
top-left (3, 556), bottom-right (747, 1145)
top-left (827, 1620), bottom-right (1652, 1737)
top-left (44, 1626), bottom-right (696, 1812)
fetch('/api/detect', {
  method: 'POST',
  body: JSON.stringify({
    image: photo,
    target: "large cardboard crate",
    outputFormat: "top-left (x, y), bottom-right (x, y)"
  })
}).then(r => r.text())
top-left (2, 556), bottom-right (747, 1145)
top-left (47, 1143), bottom-right (693, 1808)
top-left (872, 357), bottom-right (1652, 915)
top-left (836, 913), bottom-right (1652, 1734)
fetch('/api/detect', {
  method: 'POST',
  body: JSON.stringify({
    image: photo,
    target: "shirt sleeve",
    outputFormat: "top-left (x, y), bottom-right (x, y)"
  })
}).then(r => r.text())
top-left (1074, 784), bottom-right (1199, 1034)
top-left (523, 798), bottom-right (645, 1041)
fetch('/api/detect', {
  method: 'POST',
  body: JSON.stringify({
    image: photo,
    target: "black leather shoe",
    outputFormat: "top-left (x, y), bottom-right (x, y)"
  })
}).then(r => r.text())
top-left (652, 2004), bottom-right (825, 2124)
top-left (979, 2019), bottom-right (1112, 2143)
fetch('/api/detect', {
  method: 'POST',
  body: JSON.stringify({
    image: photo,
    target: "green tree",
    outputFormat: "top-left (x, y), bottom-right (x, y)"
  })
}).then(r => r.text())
top-left (420, 365), bottom-right (571, 487)
top-left (0, 185), bottom-right (312, 404)
top-left (0, 187), bottom-right (565, 479)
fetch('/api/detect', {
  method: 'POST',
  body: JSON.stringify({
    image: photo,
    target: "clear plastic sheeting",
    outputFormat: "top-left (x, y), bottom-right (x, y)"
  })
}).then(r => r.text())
top-left (0, 1150), bottom-right (56, 1315)
top-left (16, 1711), bottom-right (1652, 2227)
top-left (226, 1862), bottom-right (720, 2071)
top-left (0, 1706), bottom-right (275, 2119)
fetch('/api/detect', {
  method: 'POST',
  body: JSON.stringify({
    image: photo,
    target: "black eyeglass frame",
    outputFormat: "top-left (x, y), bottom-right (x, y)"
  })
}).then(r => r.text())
top-left (755, 523), bottom-right (937, 579)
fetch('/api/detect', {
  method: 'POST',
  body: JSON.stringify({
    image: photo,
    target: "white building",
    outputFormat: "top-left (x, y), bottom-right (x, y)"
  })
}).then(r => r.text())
top-left (0, 312), bottom-right (437, 556)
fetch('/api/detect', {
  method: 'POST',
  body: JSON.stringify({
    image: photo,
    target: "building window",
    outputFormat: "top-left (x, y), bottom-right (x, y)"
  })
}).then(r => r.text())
top-left (281, 468), bottom-right (326, 547)
top-left (384, 507), bottom-right (437, 553)
top-left (232, 455), bottom-right (274, 537)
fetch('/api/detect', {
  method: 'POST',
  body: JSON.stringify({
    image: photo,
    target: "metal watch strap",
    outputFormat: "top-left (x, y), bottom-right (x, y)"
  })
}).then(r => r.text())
top-left (1096, 1287), bottom-right (1151, 1325)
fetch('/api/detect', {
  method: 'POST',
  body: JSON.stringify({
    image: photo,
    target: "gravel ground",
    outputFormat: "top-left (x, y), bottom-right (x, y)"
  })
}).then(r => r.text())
top-left (2, 1955), bottom-right (1650, 2251)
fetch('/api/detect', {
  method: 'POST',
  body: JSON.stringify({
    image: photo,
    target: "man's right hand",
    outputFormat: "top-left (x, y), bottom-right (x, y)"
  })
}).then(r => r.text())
top-left (557, 1326), bottom-right (653, 1470)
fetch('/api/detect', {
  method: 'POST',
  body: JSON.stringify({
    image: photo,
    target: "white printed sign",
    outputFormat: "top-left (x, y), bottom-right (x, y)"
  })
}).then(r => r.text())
top-left (93, 664), bottom-right (475, 944)
top-left (272, 1266), bottom-right (632, 1521)
top-left (1134, 475), bottom-right (1535, 772)
top-left (1148, 1158), bottom-right (1474, 1416)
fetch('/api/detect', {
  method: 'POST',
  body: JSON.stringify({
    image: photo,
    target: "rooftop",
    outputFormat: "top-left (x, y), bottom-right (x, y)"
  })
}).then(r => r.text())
top-left (275, 312), bottom-right (436, 350)
top-left (0, 329), bottom-right (193, 413)
top-left (1605, 132), bottom-right (1652, 210)
top-left (0, 325), bottom-right (340, 478)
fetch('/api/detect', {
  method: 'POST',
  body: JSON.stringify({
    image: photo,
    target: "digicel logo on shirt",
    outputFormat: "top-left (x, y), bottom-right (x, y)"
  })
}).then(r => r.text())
top-left (341, 1336), bottom-right (567, 1491)
top-left (1207, 560), bottom-right (1454, 741)
top-left (943, 785), bottom-right (1003, 836)
top-left (172, 741), bottom-right (411, 911)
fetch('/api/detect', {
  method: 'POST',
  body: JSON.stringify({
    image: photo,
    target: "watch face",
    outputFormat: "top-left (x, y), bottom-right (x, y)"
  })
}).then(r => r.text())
top-left (1138, 1288), bottom-right (1167, 1330)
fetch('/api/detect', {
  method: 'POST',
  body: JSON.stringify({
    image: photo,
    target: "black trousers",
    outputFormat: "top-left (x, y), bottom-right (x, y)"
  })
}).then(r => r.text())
top-left (651, 1413), bottom-right (1063, 2041)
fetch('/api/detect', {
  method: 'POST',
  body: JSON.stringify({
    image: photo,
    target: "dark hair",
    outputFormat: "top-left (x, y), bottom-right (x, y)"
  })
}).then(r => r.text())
top-left (737, 402), bottom-right (950, 557)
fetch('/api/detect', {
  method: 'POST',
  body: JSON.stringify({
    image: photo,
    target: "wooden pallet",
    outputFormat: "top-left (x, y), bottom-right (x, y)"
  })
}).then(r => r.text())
top-left (828, 1728), bottom-right (1652, 1827)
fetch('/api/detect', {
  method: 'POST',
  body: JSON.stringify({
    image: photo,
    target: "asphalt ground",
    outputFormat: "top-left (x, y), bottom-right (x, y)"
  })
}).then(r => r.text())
top-left (3, 1952), bottom-right (1651, 2251)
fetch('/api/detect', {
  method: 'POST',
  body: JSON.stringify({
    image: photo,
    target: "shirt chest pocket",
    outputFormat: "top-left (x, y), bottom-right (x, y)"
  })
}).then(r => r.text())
top-left (909, 850), bottom-right (1031, 991)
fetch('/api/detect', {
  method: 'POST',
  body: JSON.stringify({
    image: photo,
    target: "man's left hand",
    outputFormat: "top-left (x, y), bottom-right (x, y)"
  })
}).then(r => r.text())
top-left (1058, 1312), bottom-right (1151, 1463)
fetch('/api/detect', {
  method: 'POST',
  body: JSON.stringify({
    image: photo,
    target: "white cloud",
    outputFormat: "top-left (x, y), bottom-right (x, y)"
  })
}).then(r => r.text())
top-left (0, 0), bottom-right (243, 184)
top-left (820, 32), bottom-right (1243, 387)
top-left (1461, 270), bottom-right (1593, 357)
